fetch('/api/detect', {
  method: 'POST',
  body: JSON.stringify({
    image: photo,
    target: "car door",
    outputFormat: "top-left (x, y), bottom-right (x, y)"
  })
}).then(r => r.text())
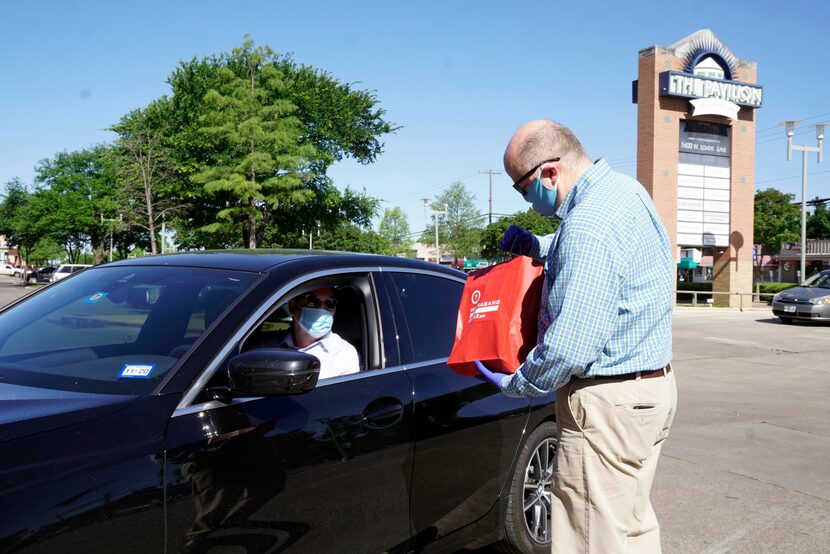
top-left (380, 269), bottom-right (531, 543)
top-left (163, 270), bottom-right (414, 554)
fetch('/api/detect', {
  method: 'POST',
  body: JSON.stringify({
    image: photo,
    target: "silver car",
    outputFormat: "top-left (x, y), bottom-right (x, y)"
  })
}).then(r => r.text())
top-left (772, 269), bottom-right (830, 323)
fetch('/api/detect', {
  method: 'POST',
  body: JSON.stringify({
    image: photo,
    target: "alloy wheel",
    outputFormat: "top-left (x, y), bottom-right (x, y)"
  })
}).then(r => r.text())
top-left (522, 437), bottom-right (555, 544)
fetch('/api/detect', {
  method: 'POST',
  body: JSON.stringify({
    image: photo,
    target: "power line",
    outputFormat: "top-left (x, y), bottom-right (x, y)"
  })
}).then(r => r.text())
top-left (382, 171), bottom-right (482, 202)
top-left (756, 168), bottom-right (830, 185)
top-left (754, 111), bottom-right (830, 136)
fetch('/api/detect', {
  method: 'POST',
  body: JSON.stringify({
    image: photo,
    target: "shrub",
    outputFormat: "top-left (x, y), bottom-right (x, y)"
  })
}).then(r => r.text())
top-left (677, 282), bottom-right (712, 292)
top-left (758, 282), bottom-right (798, 294)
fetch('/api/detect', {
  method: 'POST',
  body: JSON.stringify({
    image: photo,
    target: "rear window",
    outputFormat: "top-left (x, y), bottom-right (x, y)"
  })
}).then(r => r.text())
top-left (0, 266), bottom-right (260, 395)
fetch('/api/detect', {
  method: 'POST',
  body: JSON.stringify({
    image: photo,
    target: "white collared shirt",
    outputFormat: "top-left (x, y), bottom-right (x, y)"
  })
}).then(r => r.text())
top-left (280, 331), bottom-right (360, 380)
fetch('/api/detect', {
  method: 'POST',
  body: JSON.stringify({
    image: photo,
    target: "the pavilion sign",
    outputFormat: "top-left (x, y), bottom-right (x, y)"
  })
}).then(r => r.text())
top-left (659, 71), bottom-right (763, 108)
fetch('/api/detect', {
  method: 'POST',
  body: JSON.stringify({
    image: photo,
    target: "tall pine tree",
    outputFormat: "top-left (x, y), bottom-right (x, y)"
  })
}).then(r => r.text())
top-left (192, 40), bottom-right (316, 248)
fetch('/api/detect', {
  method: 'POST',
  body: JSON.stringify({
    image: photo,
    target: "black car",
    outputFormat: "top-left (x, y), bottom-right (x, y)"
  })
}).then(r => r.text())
top-left (24, 266), bottom-right (55, 284)
top-left (0, 251), bottom-right (556, 554)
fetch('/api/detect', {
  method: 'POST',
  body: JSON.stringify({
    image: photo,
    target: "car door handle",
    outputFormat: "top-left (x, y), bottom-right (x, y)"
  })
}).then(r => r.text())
top-left (363, 398), bottom-right (404, 429)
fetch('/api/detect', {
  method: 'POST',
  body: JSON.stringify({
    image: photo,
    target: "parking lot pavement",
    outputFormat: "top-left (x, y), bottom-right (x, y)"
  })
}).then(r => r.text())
top-left (656, 307), bottom-right (830, 553)
top-left (1, 280), bottom-right (827, 552)
top-left (0, 275), bottom-right (34, 307)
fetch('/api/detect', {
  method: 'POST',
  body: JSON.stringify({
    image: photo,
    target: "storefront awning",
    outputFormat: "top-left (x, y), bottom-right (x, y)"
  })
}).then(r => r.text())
top-left (677, 257), bottom-right (698, 269)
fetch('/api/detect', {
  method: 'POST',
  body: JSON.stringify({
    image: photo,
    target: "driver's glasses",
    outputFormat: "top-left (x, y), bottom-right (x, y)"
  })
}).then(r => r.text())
top-left (304, 294), bottom-right (337, 310)
top-left (512, 157), bottom-right (560, 196)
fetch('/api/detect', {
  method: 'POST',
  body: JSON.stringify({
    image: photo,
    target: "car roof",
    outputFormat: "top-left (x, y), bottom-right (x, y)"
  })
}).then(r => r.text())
top-left (100, 249), bottom-right (466, 278)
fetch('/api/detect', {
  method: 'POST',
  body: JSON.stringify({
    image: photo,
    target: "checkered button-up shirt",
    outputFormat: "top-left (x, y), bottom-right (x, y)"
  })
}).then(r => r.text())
top-left (501, 159), bottom-right (674, 397)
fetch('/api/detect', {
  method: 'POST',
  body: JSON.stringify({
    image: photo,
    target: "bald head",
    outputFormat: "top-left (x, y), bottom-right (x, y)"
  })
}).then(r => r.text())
top-left (503, 120), bottom-right (590, 181)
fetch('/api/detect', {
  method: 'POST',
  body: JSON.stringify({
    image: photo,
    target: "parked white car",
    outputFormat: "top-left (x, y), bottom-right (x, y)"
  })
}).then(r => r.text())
top-left (49, 264), bottom-right (92, 283)
top-left (1, 264), bottom-right (22, 277)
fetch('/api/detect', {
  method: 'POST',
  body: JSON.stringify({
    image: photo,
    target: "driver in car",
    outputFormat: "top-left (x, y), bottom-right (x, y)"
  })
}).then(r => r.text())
top-left (267, 287), bottom-right (359, 380)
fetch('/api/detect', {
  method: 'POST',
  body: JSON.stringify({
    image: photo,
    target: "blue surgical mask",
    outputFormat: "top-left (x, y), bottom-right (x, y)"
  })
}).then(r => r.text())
top-left (524, 177), bottom-right (559, 216)
top-left (298, 307), bottom-right (334, 339)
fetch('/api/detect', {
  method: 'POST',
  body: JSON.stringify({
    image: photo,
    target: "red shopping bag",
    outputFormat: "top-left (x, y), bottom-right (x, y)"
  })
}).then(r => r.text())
top-left (448, 256), bottom-right (544, 376)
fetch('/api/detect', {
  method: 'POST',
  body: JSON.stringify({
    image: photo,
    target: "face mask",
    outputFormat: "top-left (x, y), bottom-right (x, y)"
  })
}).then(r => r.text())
top-left (298, 307), bottom-right (334, 339)
top-left (524, 177), bottom-right (559, 216)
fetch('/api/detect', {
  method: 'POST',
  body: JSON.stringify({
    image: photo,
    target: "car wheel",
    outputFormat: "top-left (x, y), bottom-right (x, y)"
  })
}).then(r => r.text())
top-left (498, 421), bottom-right (557, 554)
top-left (28, 276), bottom-right (37, 284)
top-left (779, 317), bottom-right (793, 324)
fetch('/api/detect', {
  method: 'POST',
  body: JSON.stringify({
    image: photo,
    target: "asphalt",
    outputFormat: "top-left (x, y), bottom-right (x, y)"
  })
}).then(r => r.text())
top-left (1, 275), bottom-right (828, 553)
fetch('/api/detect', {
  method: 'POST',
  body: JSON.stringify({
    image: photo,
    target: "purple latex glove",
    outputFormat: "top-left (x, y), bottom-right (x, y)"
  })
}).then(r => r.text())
top-left (499, 225), bottom-right (533, 256)
top-left (474, 360), bottom-right (508, 388)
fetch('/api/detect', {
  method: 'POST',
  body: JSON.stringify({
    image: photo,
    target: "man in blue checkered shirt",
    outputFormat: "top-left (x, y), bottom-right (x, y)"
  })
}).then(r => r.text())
top-left (479, 120), bottom-right (677, 553)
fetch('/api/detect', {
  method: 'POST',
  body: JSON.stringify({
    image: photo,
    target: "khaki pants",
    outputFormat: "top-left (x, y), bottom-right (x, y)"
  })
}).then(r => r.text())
top-left (551, 369), bottom-right (677, 554)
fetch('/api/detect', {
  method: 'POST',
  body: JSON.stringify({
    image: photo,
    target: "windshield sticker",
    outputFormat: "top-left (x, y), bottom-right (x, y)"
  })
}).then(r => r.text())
top-left (84, 292), bottom-right (109, 303)
top-left (119, 364), bottom-right (156, 379)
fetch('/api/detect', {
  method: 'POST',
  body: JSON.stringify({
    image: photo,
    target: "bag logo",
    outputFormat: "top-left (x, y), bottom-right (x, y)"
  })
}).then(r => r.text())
top-left (471, 290), bottom-right (481, 304)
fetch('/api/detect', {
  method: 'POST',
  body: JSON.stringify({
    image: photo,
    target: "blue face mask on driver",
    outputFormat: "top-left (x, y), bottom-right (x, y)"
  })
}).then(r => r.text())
top-left (524, 177), bottom-right (559, 217)
top-left (298, 307), bottom-right (334, 339)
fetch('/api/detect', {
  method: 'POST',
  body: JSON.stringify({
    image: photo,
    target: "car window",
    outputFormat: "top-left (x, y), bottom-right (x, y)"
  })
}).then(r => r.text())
top-left (0, 266), bottom-right (260, 395)
top-left (383, 272), bottom-right (463, 364)
top-left (238, 275), bottom-right (372, 379)
top-left (803, 271), bottom-right (830, 289)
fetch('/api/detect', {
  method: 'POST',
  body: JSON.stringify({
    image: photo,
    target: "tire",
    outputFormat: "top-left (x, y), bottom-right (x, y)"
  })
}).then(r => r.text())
top-left (498, 421), bottom-right (558, 554)
top-left (779, 317), bottom-right (793, 324)
top-left (27, 276), bottom-right (37, 284)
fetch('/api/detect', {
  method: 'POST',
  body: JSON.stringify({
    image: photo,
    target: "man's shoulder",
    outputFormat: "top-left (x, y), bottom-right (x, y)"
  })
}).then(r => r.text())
top-left (567, 172), bottom-right (648, 233)
top-left (325, 331), bottom-right (358, 355)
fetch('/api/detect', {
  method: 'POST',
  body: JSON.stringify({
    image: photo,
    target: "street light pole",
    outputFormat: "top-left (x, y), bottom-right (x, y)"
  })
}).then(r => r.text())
top-left (785, 121), bottom-right (824, 282)
top-left (424, 199), bottom-right (448, 263)
top-left (100, 213), bottom-right (122, 263)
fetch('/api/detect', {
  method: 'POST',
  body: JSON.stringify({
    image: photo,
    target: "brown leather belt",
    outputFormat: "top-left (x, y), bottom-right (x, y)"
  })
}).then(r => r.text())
top-left (584, 363), bottom-right (672, 381)
top-left (635, 364), bottom-right (672, 380)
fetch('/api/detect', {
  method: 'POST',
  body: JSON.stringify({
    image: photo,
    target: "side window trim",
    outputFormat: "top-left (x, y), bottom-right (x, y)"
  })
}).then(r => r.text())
top-left (174, 266), bottom-right (382, 410)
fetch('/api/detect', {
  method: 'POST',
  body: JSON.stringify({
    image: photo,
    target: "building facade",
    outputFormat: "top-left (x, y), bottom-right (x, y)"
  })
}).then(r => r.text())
top-left (777, 240), bottom-right (830, 282)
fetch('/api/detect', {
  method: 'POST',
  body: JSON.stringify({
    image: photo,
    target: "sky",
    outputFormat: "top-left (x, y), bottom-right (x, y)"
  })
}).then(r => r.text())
top-left (1, 0), bottom-right (829, 241)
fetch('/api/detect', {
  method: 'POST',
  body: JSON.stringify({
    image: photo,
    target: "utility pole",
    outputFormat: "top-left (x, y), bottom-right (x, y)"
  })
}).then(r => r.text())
top-left (479, 169), bottom-right (502, 224)
top-left (423, 199), bottom-right (448, 263)
top-left (785, 121), bottom-right (824, 282)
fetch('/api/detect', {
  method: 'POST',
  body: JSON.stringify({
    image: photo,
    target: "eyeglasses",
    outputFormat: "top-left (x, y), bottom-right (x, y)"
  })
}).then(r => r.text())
top-left (512, 157), bottom-right (560, 196)
top-left (304, 294), bottom-right (337, 310)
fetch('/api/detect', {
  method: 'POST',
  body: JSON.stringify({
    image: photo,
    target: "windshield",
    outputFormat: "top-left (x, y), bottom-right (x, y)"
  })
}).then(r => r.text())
top-left (802, 271), bottom-right (830, 289)
top-left (0, 266), bottom-right (260, 395)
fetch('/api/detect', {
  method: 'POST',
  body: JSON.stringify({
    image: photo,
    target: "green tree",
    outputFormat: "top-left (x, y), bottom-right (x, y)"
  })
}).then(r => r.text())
top-left (163, 37), bottom-right (396, 249)
top-left (378, 206), bottom-right (411, 256)
top-left (34, 147), bottom-right (119, 264)
top-left (807, 200), bottom-right (830, 240)
top-left (191, 40), bottom-right (317, 248)
top-left (110, 98), bottom-right (185, 255)
top-left (422, 182), bottom-right (484, 261)
top-left (754, 188), bottom-right (800, 276)
top-left (479, 209), bottom-right (560, 259)
top-left (28, 238), bottom-right (65, 266)
top-left (314, 223), bottom-right (387, 254)
top-left (259, 186), bottom-right (380, 249)
top-left (0, 179), bottom-right (43, 273)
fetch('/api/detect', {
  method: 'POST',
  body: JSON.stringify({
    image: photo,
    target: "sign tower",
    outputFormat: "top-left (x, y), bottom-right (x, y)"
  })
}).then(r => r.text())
top-left (635, 29), bottom-right (761, 307)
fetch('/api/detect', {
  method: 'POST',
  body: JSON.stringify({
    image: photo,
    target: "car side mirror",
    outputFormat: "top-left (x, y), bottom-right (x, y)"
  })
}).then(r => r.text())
top-left (227, 348), bottom-right (320, 396)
